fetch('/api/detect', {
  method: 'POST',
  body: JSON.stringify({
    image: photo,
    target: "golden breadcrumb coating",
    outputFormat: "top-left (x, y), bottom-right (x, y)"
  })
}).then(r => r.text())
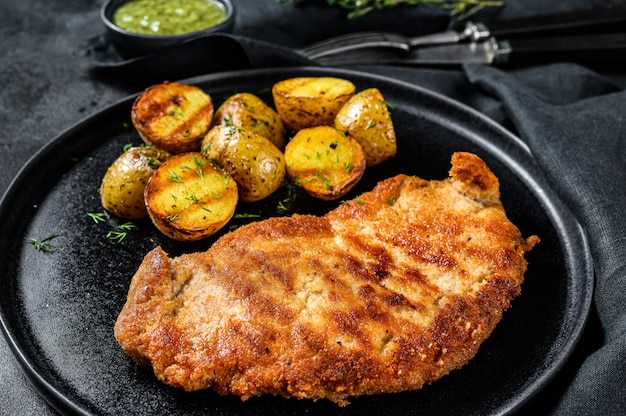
top-left (114, 152), bottom-right (538, 406)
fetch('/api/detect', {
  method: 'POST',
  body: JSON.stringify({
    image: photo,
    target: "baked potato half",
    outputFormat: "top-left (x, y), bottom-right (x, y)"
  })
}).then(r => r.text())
top-left (131, 82), bottom-right (214, 154)
top-left (100, 146), bottom-right (171, 219)
top-left (272, 77), bottom-right (355, 131)
top-left (201, 125), bottom-right (286, 202)
top-left (334, 88), bottom-right (397, 166)
top-left (213, 92), bottom-right (287, 150)
top-left (144, 152), bottom-right (238, 241)
top-left (284, 125), bottom-right (366, 200)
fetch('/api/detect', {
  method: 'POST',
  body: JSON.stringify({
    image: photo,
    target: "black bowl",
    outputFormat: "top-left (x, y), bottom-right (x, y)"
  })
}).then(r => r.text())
top-left (101, 0), bottom-right (236, 57)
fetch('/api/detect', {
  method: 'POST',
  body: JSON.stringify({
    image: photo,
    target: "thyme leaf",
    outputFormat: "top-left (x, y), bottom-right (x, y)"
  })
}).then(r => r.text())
top-left (276, 0), bottom-right (503, 19)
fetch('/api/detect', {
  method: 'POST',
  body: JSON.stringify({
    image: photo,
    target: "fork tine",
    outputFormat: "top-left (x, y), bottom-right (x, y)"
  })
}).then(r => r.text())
top-left (298, 32), bottom-right (388, 55)
top-left (297, 31), bottom-right (409, 59)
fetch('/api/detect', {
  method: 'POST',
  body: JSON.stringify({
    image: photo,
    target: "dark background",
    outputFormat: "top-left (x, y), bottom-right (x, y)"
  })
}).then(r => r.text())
top-left (2, 0), bottom-right (626, 414)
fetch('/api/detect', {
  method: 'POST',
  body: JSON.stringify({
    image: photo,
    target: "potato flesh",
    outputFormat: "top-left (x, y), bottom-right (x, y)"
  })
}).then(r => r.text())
top-left (284, 126), bottom-right (366, 200)
top-left (272, 77), bottom-right (355, 131)
top-left (282, 77), bottom-right (353, 97)
top-left (144, 152), bottom-right (238, 241)
top-left (131, 82), bottom-right (213, 154)
top-left (145, 89), bottom-right (208, 137)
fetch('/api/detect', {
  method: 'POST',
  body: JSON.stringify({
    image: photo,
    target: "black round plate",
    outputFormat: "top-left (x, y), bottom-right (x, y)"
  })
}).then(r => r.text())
top-left (0, 67), bottom-right (593, 415)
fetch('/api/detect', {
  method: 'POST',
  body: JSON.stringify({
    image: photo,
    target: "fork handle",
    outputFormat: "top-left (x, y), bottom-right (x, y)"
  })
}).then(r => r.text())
top-left (495, 32), bottom-right (626, 65)
top-left (485, 8), bottom-right (626, 39)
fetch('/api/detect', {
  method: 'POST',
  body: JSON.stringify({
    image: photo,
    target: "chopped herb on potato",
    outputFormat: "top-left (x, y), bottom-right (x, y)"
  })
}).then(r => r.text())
top-left (284, 125), bottom-right (366, 200)
top-left (144, 152), bottom-right (238, 241)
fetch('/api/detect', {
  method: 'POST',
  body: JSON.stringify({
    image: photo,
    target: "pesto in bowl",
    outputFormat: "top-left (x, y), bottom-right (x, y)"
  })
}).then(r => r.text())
top-left (112, 0), bottom-right (227, 36)
top-left (101, 0), bottom-right (235, 57)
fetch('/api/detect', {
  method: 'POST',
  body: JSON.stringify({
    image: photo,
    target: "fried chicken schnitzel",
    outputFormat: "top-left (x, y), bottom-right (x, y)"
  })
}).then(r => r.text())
top-left (114, 152), bottom-right (538, 406)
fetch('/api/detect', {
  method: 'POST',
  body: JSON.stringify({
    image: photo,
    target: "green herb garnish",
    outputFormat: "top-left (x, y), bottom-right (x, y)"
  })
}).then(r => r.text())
top-left (167, 170), bottom-right (184, 183)
top-left (106, 231), bottom-right (127, 243)
top-left (234, 213), bottom-right (261, 219)
top-left (26, 232), bottom-right (61, 252)
top-left (87, 212), bottom-right (106, 223)
top-left (118, 222), bottom-right (137, 231)
top-left (277, 0), bottom-right (503, 19)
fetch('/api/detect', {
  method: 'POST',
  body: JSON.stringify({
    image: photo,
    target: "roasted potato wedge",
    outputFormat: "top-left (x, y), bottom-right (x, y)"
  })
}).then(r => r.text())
top-left (284, 125), bottom-right (366, 200)
top-left (100, 146), bottom-right (171, 219)
top-left (144, 152), bottom-right (238, 241)
top-left (131, 82), bottom-right (213, 154)
top-left (213, 92), bottom-right (287, 150)
top-left (272, 77), bottom-right (355, 131)
top-left (201, 125), bottom-right (286, 202)
top-left (334, 88), bottom-right (397, 166)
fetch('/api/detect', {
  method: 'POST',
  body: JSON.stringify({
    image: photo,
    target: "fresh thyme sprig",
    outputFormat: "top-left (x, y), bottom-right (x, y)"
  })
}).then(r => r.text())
top-left (278, 0), bottom-right (504, 19)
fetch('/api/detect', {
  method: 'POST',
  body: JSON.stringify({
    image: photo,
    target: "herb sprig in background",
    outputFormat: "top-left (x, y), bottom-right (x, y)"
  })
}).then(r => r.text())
top-left (278, 0), bottom-right (504, 19)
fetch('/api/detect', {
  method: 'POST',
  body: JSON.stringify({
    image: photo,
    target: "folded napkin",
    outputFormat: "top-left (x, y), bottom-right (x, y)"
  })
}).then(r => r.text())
top-left (464, 63), bottom-right (626, 414)
top-left (85, 33), bottom-right (315, 82)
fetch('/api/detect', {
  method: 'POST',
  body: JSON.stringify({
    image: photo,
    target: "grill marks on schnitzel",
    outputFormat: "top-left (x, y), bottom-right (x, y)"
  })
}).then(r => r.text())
top-left (115, 152), bottom-right (538, 405)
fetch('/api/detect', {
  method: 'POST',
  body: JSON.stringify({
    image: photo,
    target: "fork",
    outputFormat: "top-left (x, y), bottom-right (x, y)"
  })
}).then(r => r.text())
top-left (297, 9), bottom-right (626, 61)
top-left (297, 22), bottom-right (488, 60)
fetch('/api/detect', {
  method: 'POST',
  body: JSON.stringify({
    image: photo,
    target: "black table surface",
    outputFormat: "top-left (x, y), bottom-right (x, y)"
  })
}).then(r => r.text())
top-left (2, 0), bottom-right (626, 414)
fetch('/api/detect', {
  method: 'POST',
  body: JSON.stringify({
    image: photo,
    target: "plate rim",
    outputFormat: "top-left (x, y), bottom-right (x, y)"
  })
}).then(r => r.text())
top-left (0, 66), bottom-right (594, 416)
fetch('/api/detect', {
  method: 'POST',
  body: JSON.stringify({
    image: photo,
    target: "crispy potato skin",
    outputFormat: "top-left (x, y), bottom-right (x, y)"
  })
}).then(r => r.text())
top-left (100, 146), bottom-right (170, 219)
top-left (334, 88), bottom-right (397, 166)
top-left (202, 125), bottom-right (287, 202)
top-left (115, 152), bottom-right (539, 406)
top-left (272, 77), bottom-right (355, 131)
top-left (131, 82), bottom-right (214, 154)
top-left (284, 125), bottom-right (366, 200)
top-left (213, 92), bottom-right (287, 151)
top-left (144, 152), bottom-right (238, 241)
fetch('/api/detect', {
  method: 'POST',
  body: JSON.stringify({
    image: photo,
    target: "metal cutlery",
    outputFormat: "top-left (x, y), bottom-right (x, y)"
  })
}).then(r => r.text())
top-left (298, 22), bottom-right (490, 59)
top-left (298, 9), bottom-right (626, 66)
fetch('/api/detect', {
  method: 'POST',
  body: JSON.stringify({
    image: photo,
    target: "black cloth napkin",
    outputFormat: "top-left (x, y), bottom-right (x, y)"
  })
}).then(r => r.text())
top-left (86, 33), bottom-right (314, 82)
top-left (465, 63), bottom-right (626, 414)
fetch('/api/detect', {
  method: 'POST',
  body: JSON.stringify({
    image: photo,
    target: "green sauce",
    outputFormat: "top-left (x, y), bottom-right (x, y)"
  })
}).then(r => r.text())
top-left (112, 0), bottom-right (227, 36)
